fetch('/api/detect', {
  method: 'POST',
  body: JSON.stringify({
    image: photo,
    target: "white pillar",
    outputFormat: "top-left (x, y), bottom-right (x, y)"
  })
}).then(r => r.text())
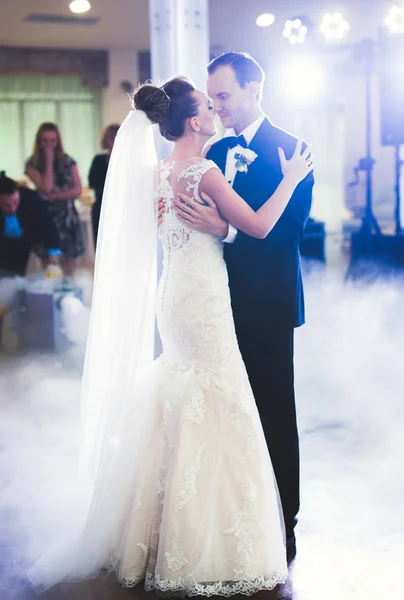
top-left (149, 0), bottom-right (210, 357)
top-left (149, 0), bottom-right (210, 92)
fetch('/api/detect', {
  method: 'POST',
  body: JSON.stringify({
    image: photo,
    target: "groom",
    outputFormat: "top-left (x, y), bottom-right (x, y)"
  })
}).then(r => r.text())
top-left (173, 52), bottom-right (314, 562)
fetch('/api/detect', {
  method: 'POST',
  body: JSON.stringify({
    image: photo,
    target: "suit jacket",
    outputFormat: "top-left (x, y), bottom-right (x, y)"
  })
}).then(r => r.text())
top-left (0, 187), bottom-right (60, 276)
top-left (206, 117), bottom-right (314, 332)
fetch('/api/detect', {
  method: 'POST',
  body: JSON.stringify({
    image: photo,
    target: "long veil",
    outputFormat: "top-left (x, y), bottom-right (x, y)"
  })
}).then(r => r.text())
top-left (29, 108), bottom-right (159, 587)
top-left (80, 108), bottom-right (158, 477)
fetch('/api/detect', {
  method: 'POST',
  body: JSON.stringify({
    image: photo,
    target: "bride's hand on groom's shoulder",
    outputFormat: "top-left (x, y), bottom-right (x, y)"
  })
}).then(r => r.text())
top-left (278, 139), bottom-right (314, 186)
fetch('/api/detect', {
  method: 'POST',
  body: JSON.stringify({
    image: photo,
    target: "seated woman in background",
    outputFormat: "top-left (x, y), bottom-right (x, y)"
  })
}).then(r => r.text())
top-left (0, 171), bottom-right (61, 277)
top-left (88, 123), bottom-right (120, 249)
top-left (25, 122), bottom-right (84, 276)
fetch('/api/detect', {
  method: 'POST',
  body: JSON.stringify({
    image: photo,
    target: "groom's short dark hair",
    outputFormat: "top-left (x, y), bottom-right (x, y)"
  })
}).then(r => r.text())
top-left (207, 52), bottom-right (265, 88)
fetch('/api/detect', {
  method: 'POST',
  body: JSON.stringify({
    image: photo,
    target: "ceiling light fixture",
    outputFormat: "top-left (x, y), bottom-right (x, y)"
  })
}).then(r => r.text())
top-left (69, 0), bottom-right (91, 15)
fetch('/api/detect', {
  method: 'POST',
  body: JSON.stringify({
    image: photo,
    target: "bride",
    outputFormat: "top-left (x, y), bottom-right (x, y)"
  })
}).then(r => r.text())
top-left (30, 76), bottom-right (312, 596)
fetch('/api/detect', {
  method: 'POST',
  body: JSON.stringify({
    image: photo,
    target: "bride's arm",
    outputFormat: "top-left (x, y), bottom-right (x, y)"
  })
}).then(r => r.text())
top-left (197, 142), bottom-right (313, 239)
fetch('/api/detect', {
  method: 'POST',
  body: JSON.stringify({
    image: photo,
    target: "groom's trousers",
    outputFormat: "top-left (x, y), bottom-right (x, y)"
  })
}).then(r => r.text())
top-left (236, 325), bottom-right (299, 540)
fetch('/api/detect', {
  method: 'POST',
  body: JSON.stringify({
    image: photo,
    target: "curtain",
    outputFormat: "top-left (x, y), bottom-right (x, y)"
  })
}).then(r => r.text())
top-left (59, 102), bottom-right (98, 181)
top-left (0, 101), bottom-right (22, 180)
top-left (0, 75), bottom-right (101, 182)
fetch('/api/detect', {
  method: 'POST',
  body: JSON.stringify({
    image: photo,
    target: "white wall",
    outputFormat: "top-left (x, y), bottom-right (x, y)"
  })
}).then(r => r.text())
top-left (102, 50), bottom-right (139, 128)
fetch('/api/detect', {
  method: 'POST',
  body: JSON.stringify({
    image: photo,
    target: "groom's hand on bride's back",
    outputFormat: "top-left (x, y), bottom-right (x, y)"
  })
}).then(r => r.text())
top-left (173, 193), bottom-right (229, 238)
top-left (157, 198), bottom-right (165, 225)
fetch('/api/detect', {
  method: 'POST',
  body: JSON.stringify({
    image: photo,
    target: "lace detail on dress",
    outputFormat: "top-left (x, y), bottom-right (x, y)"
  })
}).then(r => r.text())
top-left (174, 443), bottom-right (207, 512)
top-left (183, 387), bottom-right (206, 424)
top-left (158, 161), bottom-right (189, 253)
top-left (158, 158), bottom-right (218, 253)
top-left (165, 543), bottom-right (188, 572)
top-left (156, 478), bottom-right (165, 496)
top-left (231, 404), bottom-right (256, 458)
top-left (223, 481), bottom-right (258, 579)
top-left (143, 571), bottom-right (288, 597)
top-left (178, 159), bottom-right (219, 203)
top-left (158, 161), bottom-right (175, 201)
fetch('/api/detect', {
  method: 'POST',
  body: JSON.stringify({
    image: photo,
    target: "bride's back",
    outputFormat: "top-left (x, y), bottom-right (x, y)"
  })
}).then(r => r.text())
top-left (158, 156), bottom-right (221, 256)
top-left (156, 155), bottom-right (234, 371)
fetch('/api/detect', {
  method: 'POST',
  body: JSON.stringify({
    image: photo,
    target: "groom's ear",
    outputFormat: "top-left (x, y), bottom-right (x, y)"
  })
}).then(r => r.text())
top-left (246, 81), bottom-right (260, 99)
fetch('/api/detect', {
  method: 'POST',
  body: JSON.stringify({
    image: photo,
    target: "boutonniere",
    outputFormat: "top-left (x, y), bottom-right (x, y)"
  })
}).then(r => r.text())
top-left (234, 148), bottom-right (258, 174)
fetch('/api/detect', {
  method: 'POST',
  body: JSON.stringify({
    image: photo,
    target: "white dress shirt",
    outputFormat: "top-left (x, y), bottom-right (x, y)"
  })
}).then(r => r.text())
top-left (222, 113), bottom-right (266, 243)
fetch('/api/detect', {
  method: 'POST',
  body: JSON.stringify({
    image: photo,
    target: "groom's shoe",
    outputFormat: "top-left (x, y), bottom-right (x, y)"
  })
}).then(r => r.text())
top-left (286, 534), bottom-right (297, 564)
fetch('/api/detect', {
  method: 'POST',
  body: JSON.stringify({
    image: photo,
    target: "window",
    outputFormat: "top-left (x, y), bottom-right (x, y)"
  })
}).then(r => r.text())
top-left (0, 75), bottom-right (101, 182)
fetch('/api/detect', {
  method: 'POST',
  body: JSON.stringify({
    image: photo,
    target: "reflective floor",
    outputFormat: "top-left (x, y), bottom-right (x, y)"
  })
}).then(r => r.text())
top-left (1, 269), bottom-right (404, 600)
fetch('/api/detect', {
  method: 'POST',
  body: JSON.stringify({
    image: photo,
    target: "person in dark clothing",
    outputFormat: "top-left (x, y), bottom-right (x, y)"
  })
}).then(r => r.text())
top-left (25, 122), bottom-right (84, 276)
top-left (0, 172), bottom-right (61, 277)
top-left (88, 123), bottom-right (120, 248)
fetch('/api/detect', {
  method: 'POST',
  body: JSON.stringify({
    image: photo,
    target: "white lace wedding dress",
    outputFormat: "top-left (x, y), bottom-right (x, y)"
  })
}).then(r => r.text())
top-left (108, 157), bottom-right (288, 596)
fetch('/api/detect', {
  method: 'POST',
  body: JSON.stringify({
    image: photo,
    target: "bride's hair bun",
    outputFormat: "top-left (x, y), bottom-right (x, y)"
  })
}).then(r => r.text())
top-left (133, 83), bottom-right (169, 128)
top-left (133, 77), bottom-right (199, 142)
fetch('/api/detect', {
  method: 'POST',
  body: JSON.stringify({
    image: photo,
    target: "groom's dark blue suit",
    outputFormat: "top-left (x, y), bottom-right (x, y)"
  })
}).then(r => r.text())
top-left (207, 117), bottom-right (314, 540)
